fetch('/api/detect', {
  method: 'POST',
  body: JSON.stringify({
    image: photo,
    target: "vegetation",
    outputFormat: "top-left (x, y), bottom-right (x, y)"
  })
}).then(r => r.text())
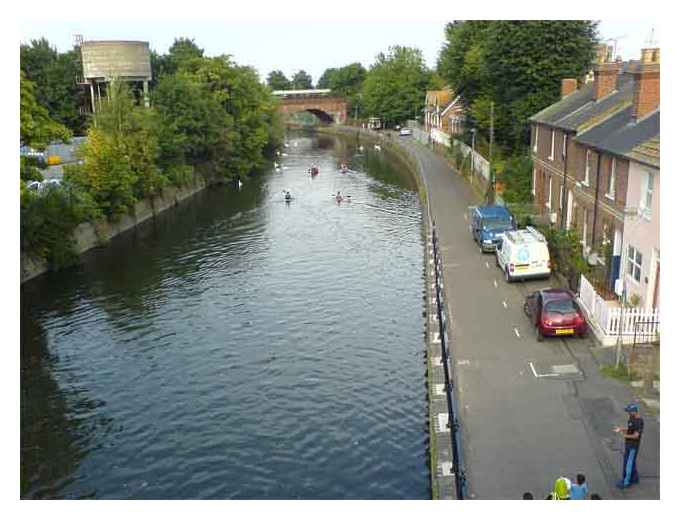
top-left (362, 46), bottom-right (437, 128)
top-left (437, 21), bottom-right (599, 199)
top-left (266, 70), bottom-right (292, 90)
top-left (538, 225), bottom-right (590, 290)
top-left (290, 69), bottom-right (313, 90)
top-left (317, 62), bottom-right (366, 115)
top-left (21, 36), bottom-right (283, 271)
top-left (20, 38), bottom-right (89, 135)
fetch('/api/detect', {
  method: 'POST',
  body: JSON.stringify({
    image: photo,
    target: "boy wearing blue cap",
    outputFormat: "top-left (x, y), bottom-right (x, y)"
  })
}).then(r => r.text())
top-left (614, 403), bottom-right (644, 489)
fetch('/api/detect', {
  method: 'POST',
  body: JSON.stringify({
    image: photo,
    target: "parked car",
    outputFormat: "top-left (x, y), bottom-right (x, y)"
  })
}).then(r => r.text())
top-left (495, 226), bottom-right (551, 282)
top-left (399, 127), bottom-right (412, 136)
top-left (524, 288), bottom-right (587, 341)
top-left (470, 205), bottom-right (515, 252)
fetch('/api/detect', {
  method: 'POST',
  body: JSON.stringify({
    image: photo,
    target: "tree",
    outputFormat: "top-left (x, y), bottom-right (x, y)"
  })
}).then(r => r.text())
top-left (361, 46), bottom-right (433, 127)
top-left (160, 37), bottom-right (205, 76)
top-left (20, 72), bottom-right (72, 149)
top-left (20, 39), bottom-right (88, 134)
top-left (291, 69), bottom-right (313, 90)
top-left (438, 20), bottom-right (598, 152)
top-left (65, 80), bottom-right (165, 218)
top-left (266, 70), bottom-right (291, 90)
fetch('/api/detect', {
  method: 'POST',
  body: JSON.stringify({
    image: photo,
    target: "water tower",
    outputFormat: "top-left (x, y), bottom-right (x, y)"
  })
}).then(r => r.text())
top-left (78, 39), bottom-right (152, 112)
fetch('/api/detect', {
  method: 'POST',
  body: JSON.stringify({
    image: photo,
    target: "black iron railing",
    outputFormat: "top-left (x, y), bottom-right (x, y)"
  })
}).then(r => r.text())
top-left (431, 220), bottom-right (466, 499)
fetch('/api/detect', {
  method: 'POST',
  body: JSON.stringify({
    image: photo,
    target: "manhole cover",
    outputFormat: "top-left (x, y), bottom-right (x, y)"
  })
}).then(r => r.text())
top-left (552, 364), bottom-right (580, 374)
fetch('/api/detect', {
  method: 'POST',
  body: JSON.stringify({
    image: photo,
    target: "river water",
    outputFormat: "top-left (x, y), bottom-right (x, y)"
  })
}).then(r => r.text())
top-left (20, 131), bottom-right (429, 499)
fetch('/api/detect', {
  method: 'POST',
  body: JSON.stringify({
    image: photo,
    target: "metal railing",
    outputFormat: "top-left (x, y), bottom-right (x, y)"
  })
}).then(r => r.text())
top-left (431, 220), bottom-right (467, 499)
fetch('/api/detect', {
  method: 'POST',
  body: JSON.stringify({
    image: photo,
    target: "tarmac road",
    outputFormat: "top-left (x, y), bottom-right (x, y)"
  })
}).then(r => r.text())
top-left (397, 134), bottom-right (659, 500)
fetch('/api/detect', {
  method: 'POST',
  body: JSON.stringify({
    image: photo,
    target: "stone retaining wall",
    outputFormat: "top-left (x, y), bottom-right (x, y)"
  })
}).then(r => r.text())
top-left (21, 175), bottom-right (209, 284)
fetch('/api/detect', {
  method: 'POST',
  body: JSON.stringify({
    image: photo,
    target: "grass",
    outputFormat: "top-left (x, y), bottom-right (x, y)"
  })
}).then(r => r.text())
top-left (600, 363), bottom-right (635, 383)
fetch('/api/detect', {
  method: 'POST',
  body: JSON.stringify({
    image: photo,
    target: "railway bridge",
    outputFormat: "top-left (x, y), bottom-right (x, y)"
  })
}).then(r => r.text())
top-left (272, 89), bottom-right (347, 124)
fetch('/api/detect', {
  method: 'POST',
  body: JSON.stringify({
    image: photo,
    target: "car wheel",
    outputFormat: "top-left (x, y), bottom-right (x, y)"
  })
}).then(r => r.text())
top-left (505, 268), bottom-right (511, 283)
top-left (536, 326), bottom-right (544, 342)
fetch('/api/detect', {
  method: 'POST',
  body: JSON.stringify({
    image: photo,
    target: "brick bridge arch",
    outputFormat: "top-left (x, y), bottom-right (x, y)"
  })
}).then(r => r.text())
top-left (273, 89), bottom-right (348, 124)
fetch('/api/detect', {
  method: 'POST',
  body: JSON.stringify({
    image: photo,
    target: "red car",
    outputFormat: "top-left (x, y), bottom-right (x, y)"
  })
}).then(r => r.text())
top-left (524, 289), bottom-right (587, 341)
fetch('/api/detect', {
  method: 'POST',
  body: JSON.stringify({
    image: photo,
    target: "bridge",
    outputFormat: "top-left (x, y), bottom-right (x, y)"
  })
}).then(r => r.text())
top-left (272, 89), bottom-right (347, 124)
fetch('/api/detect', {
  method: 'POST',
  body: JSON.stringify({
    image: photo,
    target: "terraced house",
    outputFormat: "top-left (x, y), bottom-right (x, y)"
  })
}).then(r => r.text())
top-left (424, 87), bottom-right (465, 145)
top-left (529, 46), bottom-right (660, 344)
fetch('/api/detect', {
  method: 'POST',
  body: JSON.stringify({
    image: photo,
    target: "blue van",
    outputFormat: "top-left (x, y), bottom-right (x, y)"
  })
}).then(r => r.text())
top-left (470, 205), bottom-right (515, 252)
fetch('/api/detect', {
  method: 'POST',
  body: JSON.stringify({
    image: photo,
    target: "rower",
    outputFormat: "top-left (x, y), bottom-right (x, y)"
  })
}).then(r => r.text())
top-left (336, 191), bottom-right (343, 203)
top-left (285, 190), bottom-right (292, 202)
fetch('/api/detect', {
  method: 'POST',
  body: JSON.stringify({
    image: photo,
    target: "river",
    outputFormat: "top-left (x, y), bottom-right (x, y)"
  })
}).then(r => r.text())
top-left (20, 131), bottom-right (429, 499)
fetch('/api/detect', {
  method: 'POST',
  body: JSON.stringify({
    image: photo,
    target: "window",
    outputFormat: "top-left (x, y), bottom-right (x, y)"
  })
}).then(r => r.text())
top-left (627, 245), bottom-right (643, 283)
top-left (640, 171), bottom-right (654, 216)
top-left (562, 134), bottom-right (567, 159)
top-left (546, 175), bottom-right (552, 208)
top-left (584, 150), bottom-right (591, 186)
top-left (533, 126), bottom-right (539, 153)
top-left (607, 158), bottom-right (616, 199)
top-left (549, 129), bottom-right (555, 160)
top-left (559, 184), bottom-right (563, 210)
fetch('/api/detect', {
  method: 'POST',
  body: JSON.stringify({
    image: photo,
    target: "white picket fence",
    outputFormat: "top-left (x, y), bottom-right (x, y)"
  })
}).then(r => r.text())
top-left (578, 275), bottom-right (660, 344)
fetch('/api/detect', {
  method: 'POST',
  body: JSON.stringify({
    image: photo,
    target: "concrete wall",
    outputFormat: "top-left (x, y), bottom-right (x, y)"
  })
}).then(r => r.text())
top-left (21, 175), bottom-right (209, 284)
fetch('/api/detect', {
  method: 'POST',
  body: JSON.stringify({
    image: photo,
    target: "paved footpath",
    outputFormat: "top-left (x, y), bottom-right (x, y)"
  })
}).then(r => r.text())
top-left (395, 134), bottom-right (660, 500)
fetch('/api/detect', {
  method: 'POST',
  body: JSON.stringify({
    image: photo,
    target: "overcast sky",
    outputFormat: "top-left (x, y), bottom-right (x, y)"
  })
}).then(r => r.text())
top-left (20, 20), bottom-right (657, 85)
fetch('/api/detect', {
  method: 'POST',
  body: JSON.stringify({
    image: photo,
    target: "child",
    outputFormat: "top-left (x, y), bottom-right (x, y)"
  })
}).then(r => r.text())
top-left (570, 473), bottom-right (588, 499)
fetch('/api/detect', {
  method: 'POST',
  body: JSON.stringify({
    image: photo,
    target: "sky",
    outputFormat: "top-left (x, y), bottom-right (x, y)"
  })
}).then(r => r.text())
top-left (19, 20), bottom-right (658, 85)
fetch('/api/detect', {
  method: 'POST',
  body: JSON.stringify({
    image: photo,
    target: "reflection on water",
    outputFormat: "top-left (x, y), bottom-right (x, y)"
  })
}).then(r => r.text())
top-left (21, 131), bottom-right (429, 499)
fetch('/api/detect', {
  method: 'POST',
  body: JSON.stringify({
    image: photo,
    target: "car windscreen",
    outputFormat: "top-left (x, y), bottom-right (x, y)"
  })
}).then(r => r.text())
top-left (544, 299), bottom-right (578, 314)
top-left (483, 219), bottom-right (511, 231)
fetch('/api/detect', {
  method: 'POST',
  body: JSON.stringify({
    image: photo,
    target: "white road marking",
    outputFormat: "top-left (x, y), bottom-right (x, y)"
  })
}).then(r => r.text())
top-left (464, 213), bottom-right (468, 221)
top-left (485, 261), bottom-right (490, 269)
top-left (529, 361), bottom-right (561, 378)
top-left (514, 327), bottom-right (521, 338)
top-left (457, 359), bottom-right (470, 366)
top-left (493, 279), bottom-right (498, 288)
top-left (502, 301), bottom-right (508, 309)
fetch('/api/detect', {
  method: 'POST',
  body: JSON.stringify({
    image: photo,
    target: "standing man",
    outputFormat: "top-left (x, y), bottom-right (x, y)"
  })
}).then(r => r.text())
top-left (614, 403), bottom-right (644, 489)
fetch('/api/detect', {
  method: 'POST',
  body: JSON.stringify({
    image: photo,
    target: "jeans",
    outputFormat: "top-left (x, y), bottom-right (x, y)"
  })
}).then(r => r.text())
top-left (621, 444), bottom-right (640, 486)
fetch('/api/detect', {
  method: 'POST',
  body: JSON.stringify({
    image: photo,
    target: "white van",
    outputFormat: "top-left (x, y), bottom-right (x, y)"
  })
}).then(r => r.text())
top-left (495, 227), bottom-right (551, 282)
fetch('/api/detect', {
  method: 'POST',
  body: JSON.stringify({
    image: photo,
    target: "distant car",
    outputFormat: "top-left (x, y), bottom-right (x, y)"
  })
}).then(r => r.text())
top-left (524, 288), bottom-right (587, 341)
top-left (399, 128), bottom-right (412, 136)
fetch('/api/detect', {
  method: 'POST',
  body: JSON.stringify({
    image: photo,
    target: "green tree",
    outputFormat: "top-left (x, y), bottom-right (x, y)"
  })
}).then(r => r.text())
top-left (65, 80), bottom-right (165, 218)
top-left (160, 37), bottom-right (205, 76)
top-left (20, 72), bottom-right (72, 149)
top-left (291, 69), bottom-right (313, 89)
top-left (266, 70), bottom-right (291, 90)
top-left (20, 39), bottom-right (88, 134)
top-left (361, 46), bottom-right (432, 127)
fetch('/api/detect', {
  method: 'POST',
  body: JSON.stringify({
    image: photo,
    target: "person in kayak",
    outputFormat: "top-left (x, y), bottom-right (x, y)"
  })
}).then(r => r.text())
top-left (285, 190), bottom-right (292, 202)
top-left (336, 191), bottom-right (343, 203)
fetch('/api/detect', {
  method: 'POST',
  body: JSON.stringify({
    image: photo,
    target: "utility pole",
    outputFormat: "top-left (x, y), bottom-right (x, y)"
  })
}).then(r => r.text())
top-left (487, 102), bottom-right (495, 205)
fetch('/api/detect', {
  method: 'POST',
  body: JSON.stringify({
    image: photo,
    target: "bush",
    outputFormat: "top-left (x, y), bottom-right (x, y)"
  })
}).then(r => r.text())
top-left (539, 225), bottom-right (589, 289)
top-left (21, 182), bottom-right (101, 269)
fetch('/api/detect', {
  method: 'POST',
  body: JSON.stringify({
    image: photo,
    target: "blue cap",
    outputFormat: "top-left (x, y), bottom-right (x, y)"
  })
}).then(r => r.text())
top-left (624, 403), bottom-right (640, 413)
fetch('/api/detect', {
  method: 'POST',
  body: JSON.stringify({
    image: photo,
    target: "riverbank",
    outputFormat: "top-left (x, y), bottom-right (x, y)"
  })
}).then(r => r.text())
top-left (21, 173), bottom-right (210, 284)
top-left (318, 125), bottom-right (463, 500)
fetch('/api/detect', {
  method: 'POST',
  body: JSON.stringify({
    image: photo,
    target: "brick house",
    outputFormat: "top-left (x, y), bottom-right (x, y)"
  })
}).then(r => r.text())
top-left (529, 47), bottom-right (659, 297)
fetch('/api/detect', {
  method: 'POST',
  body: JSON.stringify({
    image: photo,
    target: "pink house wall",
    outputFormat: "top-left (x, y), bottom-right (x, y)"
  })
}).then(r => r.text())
top-left (620, 161), bottom-right (660, 309)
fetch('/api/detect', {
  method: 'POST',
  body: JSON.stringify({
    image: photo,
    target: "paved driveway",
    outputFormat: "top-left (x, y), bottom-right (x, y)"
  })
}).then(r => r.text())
top-left (397, 135), bottom-right (659, 500)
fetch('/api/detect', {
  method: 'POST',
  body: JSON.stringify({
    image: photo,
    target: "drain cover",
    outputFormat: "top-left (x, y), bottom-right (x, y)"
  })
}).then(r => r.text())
top-left (552, 364), bottom-right (580, 374)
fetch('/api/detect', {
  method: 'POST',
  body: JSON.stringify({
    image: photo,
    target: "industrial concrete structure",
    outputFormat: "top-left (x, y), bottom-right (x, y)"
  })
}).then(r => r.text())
top-left (78, 39), bottom-right (152, 112)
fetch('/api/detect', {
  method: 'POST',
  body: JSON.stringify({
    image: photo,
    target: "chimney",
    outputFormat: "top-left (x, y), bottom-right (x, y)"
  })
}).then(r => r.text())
top-left (592, 44), bottom-right (618, 100)
top-left (561, 78), bottom-right (578, 98)
top-left (632, 48), bottom-right (660, 120)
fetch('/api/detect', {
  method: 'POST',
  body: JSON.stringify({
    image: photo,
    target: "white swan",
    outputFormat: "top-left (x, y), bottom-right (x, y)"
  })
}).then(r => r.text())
top-left (374, 144), bottom-right (381, 152)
